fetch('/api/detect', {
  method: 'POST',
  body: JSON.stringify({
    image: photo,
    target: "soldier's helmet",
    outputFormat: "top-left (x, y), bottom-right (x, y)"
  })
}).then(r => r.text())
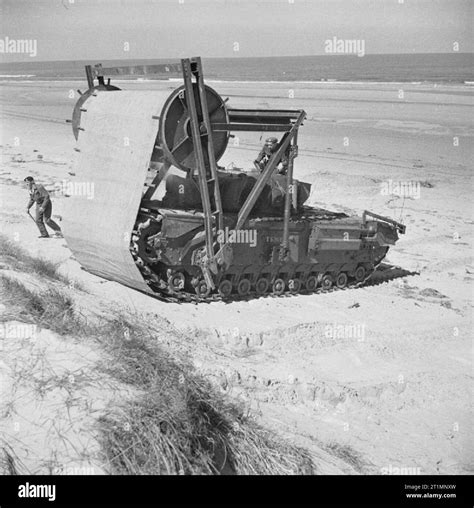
top-left (264, 137), bottom-right (278, 154)
top-left (265, 137), bottom-right (278, 147)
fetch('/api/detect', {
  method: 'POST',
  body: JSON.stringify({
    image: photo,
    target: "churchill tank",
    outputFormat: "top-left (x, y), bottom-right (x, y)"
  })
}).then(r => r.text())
top-left (64, 57), bottom-right (405, 302)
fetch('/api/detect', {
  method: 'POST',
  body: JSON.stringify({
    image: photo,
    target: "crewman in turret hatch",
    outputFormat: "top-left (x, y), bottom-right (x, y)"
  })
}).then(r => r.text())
top-left (254, 137), bottom-right (289, 175)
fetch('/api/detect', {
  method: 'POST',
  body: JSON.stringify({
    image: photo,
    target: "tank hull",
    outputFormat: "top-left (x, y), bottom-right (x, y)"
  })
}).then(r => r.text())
top-left (130, 206), bottom-right (399, 299)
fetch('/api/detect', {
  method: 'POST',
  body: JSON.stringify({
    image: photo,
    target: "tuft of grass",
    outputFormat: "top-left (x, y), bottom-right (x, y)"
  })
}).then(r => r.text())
top-left (419, 180), bottom-right (434, 188)
top-left (2, 449), bottom-right (18, 475)
top-left (326, 442), bottom-right (365, 473)
top-left (0, 275), bottom-right (80, 335)
top-left (29, 257), bottom-right (62, 280)
top-left (0, 443), bottom-right (30, 475)
top-left (99, 333), bottom-right (315, 475)
top-left (0, 233), bottom-right (68, 284)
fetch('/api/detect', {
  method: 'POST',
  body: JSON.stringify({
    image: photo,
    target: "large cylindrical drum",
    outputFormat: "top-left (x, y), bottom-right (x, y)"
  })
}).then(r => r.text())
top-left (72, 83), bottom-right (229, 172)
top-left (158, 84), bottom-right (229, 171)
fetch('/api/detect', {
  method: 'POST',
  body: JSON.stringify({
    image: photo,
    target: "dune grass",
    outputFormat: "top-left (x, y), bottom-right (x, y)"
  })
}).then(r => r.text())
top-left (0, 233), bottom-right (68, 284)
top-left (99, 331), bottom-right (314, 475)
top-left (326, 442), bottom-right (365, 473)
top-left (0, 443), bottom-right (28, 475)
top-left (1, 252), bottom-right (316, 475)
top-left (0, 275), bottom-right (80, 335)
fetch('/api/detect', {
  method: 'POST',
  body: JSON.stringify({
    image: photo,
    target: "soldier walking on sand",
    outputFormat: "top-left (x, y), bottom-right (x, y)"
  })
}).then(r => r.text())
top-left (24, 176), bottom-right (62, 238)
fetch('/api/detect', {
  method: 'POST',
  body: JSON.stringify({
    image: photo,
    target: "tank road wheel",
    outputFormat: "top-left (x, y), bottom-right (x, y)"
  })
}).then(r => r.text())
top-left (321, 274), bottom-right (333, 291)
top-left (255, 278), bottom-right (269, 295)
top-left (272, 278), bottom-right (285, 296)
top-left (195, 280), bottom-right (211, 298)
top-left (335, 272), bottom-right (348, 289)
top-left (237, 278), bottom-right (251, 297)
top-left (218, 280), bottom-right (233, 298)
top-left (305, 275), bottom-right (318, 292)
top-left (354, 265), bottom-right (366, 282)
top-left (288, 278), bottom-right (301, 294)
top-left (168, 272), bottom-right (185, 291)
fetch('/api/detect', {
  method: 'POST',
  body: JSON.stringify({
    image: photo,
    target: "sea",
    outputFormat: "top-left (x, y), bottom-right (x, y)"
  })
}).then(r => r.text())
top-left (0, 53), bottom-right (473, 84)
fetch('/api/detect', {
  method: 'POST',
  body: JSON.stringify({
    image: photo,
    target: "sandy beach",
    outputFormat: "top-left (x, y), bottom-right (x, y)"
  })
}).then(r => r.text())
top-left (0, 78), bottom-right (472, 474)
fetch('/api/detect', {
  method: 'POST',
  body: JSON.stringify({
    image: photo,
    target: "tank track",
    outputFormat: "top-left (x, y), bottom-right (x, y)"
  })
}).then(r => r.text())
top-left (129, 211), bottom-right (409, 303)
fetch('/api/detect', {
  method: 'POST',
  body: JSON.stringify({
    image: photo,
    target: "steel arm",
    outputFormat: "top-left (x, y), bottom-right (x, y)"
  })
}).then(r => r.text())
top-left (235, 110), bottom-right (306, 231)
top-left (215, 110), bottom-right (306, 268)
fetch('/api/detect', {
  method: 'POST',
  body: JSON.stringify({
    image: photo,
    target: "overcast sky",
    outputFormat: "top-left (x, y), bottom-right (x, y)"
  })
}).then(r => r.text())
top-left (0, 0), bottom-right (472, 62)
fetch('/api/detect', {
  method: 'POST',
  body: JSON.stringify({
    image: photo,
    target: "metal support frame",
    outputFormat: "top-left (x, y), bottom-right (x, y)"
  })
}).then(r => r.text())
top-left (362, 210), bottom-right (406, 234)
top-left (85, 65), bottom-right (94, 90)
top-left (281, 130), bottom-right (298, 260)
top-left (92, 63), bottom-right (182, 79)
top-left (84, 62), bottom-right (182, 91)
top-left (238, 111), bottom-right (305, 231)
top-left (191, 58), bottom-right (224, 237)
top-left (214, 110), bottom-right (305, 268)
top-left (181, 57), bottom-right (225, 288)
top-left (142, 161), bottom-right (171, 201)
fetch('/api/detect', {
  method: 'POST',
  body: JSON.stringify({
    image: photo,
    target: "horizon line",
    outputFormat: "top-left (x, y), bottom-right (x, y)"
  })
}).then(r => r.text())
top-left (1, 52), bottom-right (473, 66)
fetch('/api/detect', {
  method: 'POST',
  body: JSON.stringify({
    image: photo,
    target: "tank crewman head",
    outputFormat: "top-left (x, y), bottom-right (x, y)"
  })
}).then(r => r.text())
top-left (254, 137), bottom-right (282, 171)
top-left (264, 137), bottom-right (279, 155)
